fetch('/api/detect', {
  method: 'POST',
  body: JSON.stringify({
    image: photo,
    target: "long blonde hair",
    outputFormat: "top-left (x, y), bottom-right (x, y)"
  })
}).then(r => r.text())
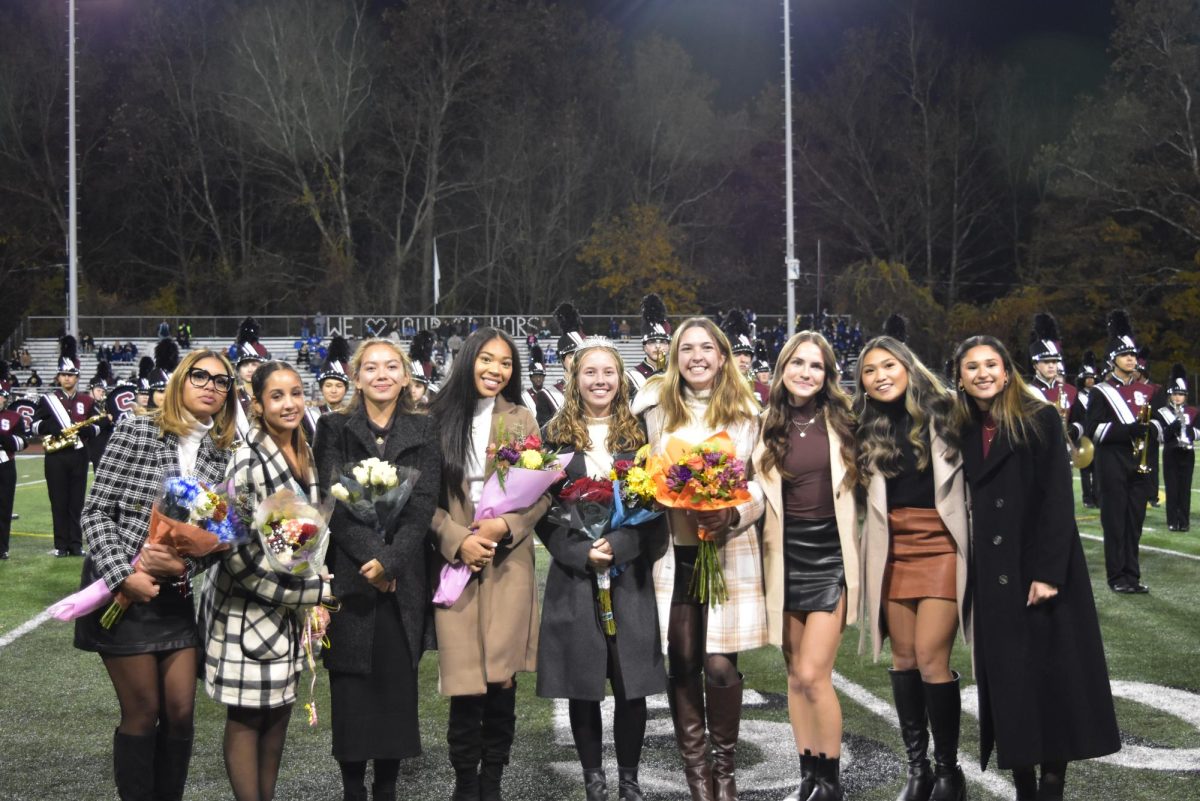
top-left (344, 338), bottom-right (417, 416)
top-left (543, 341), bottom-right (644, 453)
top-left (852, 336), bottom-right (958, 487)
top-left (759, 332), bottom-right (857, 489)
top-left (949, 336), bottom-right (1048, 448)
top-left (644, 317), bottom-right (759, 433)
top-left (156, 349), bottom-right (238, 450)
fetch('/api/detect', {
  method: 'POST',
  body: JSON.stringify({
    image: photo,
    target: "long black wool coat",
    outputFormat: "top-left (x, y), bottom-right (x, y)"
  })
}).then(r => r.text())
top-left (962, 404), bottom-right (1121, 771)
top-left (314, 407), bottom-right (441, 674)
top-left (534, 448), bottom-right (668, 702)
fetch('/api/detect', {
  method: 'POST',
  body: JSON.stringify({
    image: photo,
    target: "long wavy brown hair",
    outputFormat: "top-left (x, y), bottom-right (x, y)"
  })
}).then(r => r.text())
top-left (852, 336), bottom-right (958, 487)
top-left (543, 341), bottom-right (645, 453)
top-left (949, 336), bottom-right (1049, 448)
top-left (759, 332), bottom-right (857, 490)
top-left (642, 317), bottom-right (759, 433)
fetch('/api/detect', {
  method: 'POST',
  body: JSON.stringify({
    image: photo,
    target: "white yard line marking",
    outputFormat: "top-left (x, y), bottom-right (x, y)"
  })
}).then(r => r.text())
top-left (0, 609), bottom-right (53, 650)
top-left (15, 479), bottom-right (46, 488)
top-left (1077, 533), bottom-right (1200, 562)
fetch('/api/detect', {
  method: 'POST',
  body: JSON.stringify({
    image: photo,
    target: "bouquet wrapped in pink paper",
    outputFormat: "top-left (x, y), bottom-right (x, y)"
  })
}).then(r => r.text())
top-left (432, 427), bottom-right (568, 608)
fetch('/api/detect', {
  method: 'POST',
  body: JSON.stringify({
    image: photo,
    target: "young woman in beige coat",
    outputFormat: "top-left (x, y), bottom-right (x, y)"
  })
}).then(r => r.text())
top-left (428, 328), bottom-right (552, 801)
top-left (752, 332), bottom-right (860, 801)
top-left (854, 333), bottom-right (968, 801)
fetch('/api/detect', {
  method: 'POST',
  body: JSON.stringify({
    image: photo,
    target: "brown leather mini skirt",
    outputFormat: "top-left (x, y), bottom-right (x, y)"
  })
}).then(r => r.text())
top-left (884, 507), bottom-right (956, 601)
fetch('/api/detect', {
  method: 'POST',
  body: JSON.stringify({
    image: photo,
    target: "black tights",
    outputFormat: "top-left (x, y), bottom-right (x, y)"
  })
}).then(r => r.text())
top-left (667, 600), bottom-right (739, 686)
top-left (102, 648), bottom-right (197, 738)
top-left (224, 705), bottom-right (293, 801)
top-left (1012, 761), bottom-right (1067, 800)
top-left (339, 758), bottom-right (400, 794)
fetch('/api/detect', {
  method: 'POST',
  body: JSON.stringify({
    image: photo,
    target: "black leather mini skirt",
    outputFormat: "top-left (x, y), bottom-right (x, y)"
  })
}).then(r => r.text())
top-left (783, 516), bottom-right (845, 613)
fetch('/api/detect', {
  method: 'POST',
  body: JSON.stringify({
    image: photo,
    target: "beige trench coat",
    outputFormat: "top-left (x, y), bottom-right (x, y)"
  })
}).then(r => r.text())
top-left (430, 398), bottom-right (552, 696)
top-left (859, 427), bottom-right (970, 660)
top-left (753, 424), bottom-right (862, 648)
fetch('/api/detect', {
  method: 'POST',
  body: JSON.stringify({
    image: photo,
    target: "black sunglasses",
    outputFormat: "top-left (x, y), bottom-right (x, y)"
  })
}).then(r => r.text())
top-left (187, 368), bottom-right (234, 393)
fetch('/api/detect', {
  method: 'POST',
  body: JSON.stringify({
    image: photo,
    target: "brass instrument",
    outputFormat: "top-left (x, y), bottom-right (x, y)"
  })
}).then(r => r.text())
top-left (656, 348), bottom-right (668, 373)
top-left (1058, 386), bottom-right (1094, 469)
top-left (1173, 401), bottom-right (1194, 451)
top-left (43, 413), bottom-right (108, 454)
top-left (1133, 401), bottom-right (1153, 474)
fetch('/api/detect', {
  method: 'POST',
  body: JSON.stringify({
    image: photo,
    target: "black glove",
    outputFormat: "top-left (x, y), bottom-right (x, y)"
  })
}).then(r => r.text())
top-left (0, 432), bottom-right (15, 451)
top-left (1169, 417), bottom-right (1184, 434)
top-left (1129, 422), bottom-right (1149, 438)
top-left (77, 424), bottom-right (96, 442)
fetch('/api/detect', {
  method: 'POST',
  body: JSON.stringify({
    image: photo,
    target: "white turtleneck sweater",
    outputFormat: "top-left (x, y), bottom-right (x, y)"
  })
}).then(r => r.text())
top-left (178, 417), bottom-right (214, 478)
top-left (467, 396), bottom-right (497, 504)
top-left (584, 417), bottom-right (614, 477)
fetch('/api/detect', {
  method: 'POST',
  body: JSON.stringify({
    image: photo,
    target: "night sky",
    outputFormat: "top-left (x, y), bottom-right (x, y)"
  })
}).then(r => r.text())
top-left (576, 0), bottom-right (1114, 107)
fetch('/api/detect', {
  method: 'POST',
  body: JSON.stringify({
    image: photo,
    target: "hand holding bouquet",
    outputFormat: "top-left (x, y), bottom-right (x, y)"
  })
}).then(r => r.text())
top-left (254, 488), bottom-right (334, 577)
top-left (551, 476), bottom-right (620, 633)
top-left (647, 433), bottom-right (751, 607)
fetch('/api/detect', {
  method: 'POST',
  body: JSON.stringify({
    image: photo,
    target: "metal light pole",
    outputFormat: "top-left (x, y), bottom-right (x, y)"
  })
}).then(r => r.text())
top-left (783, 0), bottom-right (798, 337)
top-left (67, 0), bottom-right (79, 338)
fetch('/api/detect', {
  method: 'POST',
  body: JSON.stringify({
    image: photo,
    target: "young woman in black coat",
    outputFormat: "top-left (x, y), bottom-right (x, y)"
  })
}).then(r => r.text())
top-left (314, 339), bottom-right (442, 801)
top-left (951, 336), bottom-right (1120, 801)
top-left (536, 339), bottom-right (668, 801)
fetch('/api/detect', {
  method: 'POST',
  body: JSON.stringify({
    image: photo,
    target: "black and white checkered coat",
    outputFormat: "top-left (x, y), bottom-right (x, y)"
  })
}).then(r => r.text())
top-left (82, 414), bottom-right (232, 592)
top-left (199, 427), bottom-right (327, 708)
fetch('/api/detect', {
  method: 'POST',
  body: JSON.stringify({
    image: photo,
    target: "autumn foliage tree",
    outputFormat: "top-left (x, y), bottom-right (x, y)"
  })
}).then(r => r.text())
top-left (579, 204), bottom-right (698, 314)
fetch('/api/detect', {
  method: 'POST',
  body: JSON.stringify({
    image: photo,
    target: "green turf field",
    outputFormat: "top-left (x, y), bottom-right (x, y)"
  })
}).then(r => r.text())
top-left (1, 455), bottom-right (1197, 800)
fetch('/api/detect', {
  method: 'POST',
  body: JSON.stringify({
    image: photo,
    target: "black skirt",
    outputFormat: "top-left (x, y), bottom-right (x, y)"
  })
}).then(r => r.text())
top-left (73, 557), bottom-right (199, 656)
top-left (329, 594), bottom-right (420, 761)
top-left (783, 516), bottom-right (845, 613)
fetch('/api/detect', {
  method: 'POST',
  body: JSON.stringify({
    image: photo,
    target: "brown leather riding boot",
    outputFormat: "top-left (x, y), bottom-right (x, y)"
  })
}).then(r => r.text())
top-left (667, 673), bottom-right (713, 801)
top-left (705, 675), bottom-right (743, 801)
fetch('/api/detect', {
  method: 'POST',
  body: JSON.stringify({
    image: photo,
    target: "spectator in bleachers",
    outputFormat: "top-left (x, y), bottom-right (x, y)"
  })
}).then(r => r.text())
top-left (447, 331), bottom-right (463, 359)
top-left (300, 315), bottom-right (312, 339)
top-left (123, 342), bottom-right (138, 362)
top-left (176, 321), bottom-right (192, 350)
top-left (157, 319), bottom-right (171, 339)
top-left (25, 370), bottom-right (42, 387)
top-left (19, 349), bottom-right (32, 369)
top-left (619, 319), bottom-right (631, 339)
top-left (297, 343), bottom-right (312, 366)
top-left (81, 333), bottom-right (95, 353)
top-left (314, 311), bottom-right (327, 338)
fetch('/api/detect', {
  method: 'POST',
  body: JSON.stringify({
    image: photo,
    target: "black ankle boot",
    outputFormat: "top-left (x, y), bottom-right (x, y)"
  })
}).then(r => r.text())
top-left (890, 669), bottom-right (934, 801)
top-left (807, 753), bottom-right (845, 801)
top-left (113, 730), bottom-right (156, 801)
top-left (480, 682), bottom-right (518, 801)
top-left (583, 767), bottom-right (607, 801)
top-left (924, 673), bottom-right (965, 801)
top-left (617, 766), bottom-right (645, 801)
top-left (783, 749), bottom-right (817, 801)
top-left (448, 694), bottom-right (486, 801)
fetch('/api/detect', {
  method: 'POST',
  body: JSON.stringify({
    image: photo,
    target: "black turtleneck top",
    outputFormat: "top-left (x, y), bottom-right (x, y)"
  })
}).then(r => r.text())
top-left (874, 398), bottom-right (936, 510)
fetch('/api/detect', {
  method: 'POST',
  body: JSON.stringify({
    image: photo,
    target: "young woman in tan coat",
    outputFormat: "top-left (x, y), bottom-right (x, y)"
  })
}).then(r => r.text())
top-left (428, 328), bottom-right (552, 801)
top-left (752, 332), bottom-right (860, 801)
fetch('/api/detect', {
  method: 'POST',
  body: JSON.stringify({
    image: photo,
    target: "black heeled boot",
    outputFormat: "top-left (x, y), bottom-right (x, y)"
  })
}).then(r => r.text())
top-left (924, 673), bottom-right (966, 801)
top-left (583, 767), bottom-right (607, 801)
top-left (782, 749), bottom-right (817, 801)
top-left (889, 668), bottom-right (934, 801)
top-left (618, 766), bottom-right (645, 801)
top-left (113, 730), bottom-right (156, 801)
top-left (806, 752), bottom-right (845, 801)
top-left (479, 682), bottom-right (518, 801)
top-left (448, 694), bottom-right (486, 801)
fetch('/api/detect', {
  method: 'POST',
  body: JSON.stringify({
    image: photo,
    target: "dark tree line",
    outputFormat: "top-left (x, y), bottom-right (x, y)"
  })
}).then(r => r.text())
top-left (1, 0), bottom-right (1197, 372)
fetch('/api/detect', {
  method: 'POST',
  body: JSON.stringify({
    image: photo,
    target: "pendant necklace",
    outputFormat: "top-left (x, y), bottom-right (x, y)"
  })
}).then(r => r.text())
top-left (790, 409), bottom-right (822, 438)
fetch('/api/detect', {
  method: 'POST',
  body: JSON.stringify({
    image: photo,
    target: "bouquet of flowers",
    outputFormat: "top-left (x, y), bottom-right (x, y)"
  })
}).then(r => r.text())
top-left (609, 444), bottom-right (664, 531)
top-left (432, 424), bottom-right (569, 608)
top-left (49, 477), bottom-right (248, 627)
top-left (329, 457), bottom-right (421, 543)
top-left (647, 433), bottom-right (751, 607)
top-left (551, 476), bottom-right (620, 633)
top-left (253, 488), bottom-right (334, 577)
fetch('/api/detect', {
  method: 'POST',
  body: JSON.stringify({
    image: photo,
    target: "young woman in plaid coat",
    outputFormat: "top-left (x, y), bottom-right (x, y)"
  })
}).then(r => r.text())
top-left (199, 361), bottom-right (330, 801)
top-left (75, 349), bottom-right (238, 801)
top-left (632, 317), bottom-right (765, 801)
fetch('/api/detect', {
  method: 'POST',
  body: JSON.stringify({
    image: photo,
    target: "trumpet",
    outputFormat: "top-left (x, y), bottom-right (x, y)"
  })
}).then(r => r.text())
top-left (1173, 402), bottom-right (1194, 451)
top-left (656, 349), bottom-right (668, 373)
top-left (43, 413), bottom-right (108, 454)
top-left (1133, 401), bottom-right (1153, 474)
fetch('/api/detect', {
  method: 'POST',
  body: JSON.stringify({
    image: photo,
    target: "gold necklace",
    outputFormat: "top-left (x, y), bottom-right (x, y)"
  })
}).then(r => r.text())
top-left (790, 410), bottom-right (822, 438)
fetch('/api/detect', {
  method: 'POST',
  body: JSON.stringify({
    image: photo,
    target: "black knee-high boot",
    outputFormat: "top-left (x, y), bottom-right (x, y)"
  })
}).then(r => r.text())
top-left (448, 695), bottom-right (486, 801)
top-left (479, 683), bottom-right (517, 801)
top-left (113, 731), bottom-right (156, 801)
top-left (925, 673), bottom-right (965, 801)
top-left (152, 729), bottom-right (193, 801)
top-left (890, 668), bottom-right (934, 801)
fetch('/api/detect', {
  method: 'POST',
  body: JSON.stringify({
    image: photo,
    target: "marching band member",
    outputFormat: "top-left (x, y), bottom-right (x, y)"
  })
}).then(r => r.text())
top-left (88, 365), bottom-right (113, 471)
top-left (1074, 352), bottom-right (1099, 507)
top-left (1086, 311), bottom-right (1155, 594)
top-left (555, 302), bottom-right (588, 393)
top-left (233, 317), bottom-right (271, 443)
top-left (409, 373), bottom-right (432, 406)
top-left (854, 320), bottom-right (969, 801)
top-left (1026, 313), bottom-right (1083, 439)
top-left (1135, 347), bottom-right (1164, 507)
top-left (410, 330), bottom-right (441, 386)
top-left (303, 338), bottom-right (353, 443)
top-left (751, 343), bottom-right (772, 408)
top-left (625, 294), bottom-right (671, 399)
top-left (0, 386), bottom-right (29, 559)
top-left (1158, 365), bottom-right (1197, 531)
top-left (522, 362), bottom-right (562, 427)
top-left (950, 335), bottom-right (1119, 801)
top-left (32, 337), bottom-right (104, 557)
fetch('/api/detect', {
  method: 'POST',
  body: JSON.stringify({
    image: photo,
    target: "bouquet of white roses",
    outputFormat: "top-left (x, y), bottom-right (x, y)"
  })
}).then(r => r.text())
top-left (330, 457), bottom-right (421, 543)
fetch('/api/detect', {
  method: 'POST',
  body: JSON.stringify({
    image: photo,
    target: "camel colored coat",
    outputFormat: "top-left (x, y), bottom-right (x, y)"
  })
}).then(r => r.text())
top-left (860, 427), bottom-right (970, 660)
top-left (430, 398), bottom-right (552, 696)
top-left (753, 424), bottom-right (861, 648)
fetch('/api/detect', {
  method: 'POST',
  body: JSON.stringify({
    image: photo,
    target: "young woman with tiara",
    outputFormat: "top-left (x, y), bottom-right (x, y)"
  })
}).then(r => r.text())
top-left (314, 339), bottom-right (442, 801)
top-left (537, 337), bottom-right (668, 801)
top-left (428, 327), bottom-right (551, 801)
top-left (950, 336), bottom-right (1118, 801)
top-left (853, 323), bottom-right (968, 801)
top-left (752, 331), bottom-right (860, 800)
top-left (200, 360), bottom-right (331, 801)
top-left (633, 317), bottom-right (765, 801)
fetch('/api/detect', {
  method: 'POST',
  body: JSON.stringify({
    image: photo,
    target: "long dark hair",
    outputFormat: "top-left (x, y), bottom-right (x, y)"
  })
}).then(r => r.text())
top-left (429, 328), bottom-right (523, 503)
top-left (250, 360), bottom-right (312, 479)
